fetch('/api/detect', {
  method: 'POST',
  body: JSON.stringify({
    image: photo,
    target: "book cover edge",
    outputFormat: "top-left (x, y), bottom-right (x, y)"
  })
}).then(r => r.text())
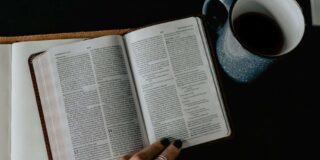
top-left (28, 52), bottom-right (54, 160)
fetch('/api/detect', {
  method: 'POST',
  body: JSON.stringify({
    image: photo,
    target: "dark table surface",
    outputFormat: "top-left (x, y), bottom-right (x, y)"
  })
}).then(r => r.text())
top-left (1, 0), bottom-right (319, 159)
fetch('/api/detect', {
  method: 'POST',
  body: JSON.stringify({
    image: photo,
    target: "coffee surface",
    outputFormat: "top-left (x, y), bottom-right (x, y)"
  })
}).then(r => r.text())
top-left (233, 12), bottom-right (284, 56)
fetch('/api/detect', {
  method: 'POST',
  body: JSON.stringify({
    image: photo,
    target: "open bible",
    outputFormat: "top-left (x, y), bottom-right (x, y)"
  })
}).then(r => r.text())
top-left (29, 16), bottom-right (231, 160)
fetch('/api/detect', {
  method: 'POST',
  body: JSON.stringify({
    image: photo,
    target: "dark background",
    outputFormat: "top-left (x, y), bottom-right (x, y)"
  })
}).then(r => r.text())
top-left (1, 0), bottom-right (319, 159)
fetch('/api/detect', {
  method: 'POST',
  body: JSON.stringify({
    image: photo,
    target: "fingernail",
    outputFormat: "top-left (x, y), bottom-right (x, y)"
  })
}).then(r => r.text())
top-left (160, 138), bottom-right (170, 147)
top-left (173, 140), bottom-right (182, 149)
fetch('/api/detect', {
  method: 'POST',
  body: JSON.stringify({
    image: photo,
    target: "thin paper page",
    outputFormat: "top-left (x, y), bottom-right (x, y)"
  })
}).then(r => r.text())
top-left (11, 39), bottom-right (82, 160)
top-left (125, 17), bottom-right (230, 148)
top-left (46, 35), bottom-right (145, 160)
top-left (0, 45), bottom-right (11, 160)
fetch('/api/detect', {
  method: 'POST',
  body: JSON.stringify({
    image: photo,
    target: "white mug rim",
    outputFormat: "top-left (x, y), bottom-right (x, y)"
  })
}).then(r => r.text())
top-left (229, 0), bottom-right (305, 57)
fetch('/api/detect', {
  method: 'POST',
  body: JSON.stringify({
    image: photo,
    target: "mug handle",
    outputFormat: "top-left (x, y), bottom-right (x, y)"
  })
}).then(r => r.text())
top-left (202, 0), bottom-right (232, 31)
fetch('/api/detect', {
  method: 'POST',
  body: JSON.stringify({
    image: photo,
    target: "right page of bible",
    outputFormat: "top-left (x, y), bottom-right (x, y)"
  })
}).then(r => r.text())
top-left (124, 17), bottom-right (231, 148)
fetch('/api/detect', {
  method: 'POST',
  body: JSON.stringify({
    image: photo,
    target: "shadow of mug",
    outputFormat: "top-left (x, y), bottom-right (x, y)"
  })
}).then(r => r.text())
top-left (203, 0), bottom-right (305, 83)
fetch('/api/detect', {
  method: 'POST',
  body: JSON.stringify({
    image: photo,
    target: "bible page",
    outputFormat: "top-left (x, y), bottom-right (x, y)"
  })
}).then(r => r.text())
top-left (124, 17), bottom-right (230, 148)
top-left (0, 45), bottom-right (11, 160)
top-left (45, 35), bottom-right (147, 160)
top-left (11, 39), bottom-right (83, 160)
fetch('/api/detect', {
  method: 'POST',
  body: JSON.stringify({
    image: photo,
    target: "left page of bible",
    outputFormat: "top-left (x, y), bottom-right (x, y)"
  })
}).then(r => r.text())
top-left (11, 39), bottom-right (83, 160)
top-left (39, 35), bottom-right (146, 160)
top-left (0, 44), bottom-right (11, 160)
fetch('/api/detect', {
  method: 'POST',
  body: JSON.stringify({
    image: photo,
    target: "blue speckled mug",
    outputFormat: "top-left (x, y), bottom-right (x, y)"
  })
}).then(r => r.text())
top-left (203, 0), bottom-right (305, 83)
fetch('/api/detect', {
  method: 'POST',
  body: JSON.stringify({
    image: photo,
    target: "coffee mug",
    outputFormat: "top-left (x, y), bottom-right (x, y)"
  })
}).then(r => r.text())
top-left (203, 0), bottom-right (305, 83)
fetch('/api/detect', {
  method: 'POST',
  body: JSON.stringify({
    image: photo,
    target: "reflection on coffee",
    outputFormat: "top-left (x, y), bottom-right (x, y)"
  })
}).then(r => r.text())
top-left (233, 12), bottom-right (284, 56)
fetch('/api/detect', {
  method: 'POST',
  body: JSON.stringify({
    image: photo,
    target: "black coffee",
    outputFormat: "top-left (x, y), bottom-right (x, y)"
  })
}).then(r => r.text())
top-left (233, 12), bottom-right (284, 56)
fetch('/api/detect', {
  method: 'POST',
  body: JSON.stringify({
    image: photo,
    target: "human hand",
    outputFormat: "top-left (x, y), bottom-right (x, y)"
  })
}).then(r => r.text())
top-left (121, 138), bottom-right (183, 160)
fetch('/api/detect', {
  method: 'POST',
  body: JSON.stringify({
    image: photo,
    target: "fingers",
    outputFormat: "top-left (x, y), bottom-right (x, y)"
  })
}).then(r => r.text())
top-left (120, 138), bottom-right (183, 160)
top-left (155, 140), bottom-right (183, 160)
top-left (122, 138), bottom-right (170, 160)
top-left (119, 150), bottom-right (139, 160)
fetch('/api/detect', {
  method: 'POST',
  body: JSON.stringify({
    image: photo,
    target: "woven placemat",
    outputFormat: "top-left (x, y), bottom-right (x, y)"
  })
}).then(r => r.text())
top-left (0, 29), bottom-right (131, 44)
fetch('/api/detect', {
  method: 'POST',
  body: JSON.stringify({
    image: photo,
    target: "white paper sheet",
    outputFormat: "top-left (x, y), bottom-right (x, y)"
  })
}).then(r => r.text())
top-left (0, 45), bottom-right (12, 160)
